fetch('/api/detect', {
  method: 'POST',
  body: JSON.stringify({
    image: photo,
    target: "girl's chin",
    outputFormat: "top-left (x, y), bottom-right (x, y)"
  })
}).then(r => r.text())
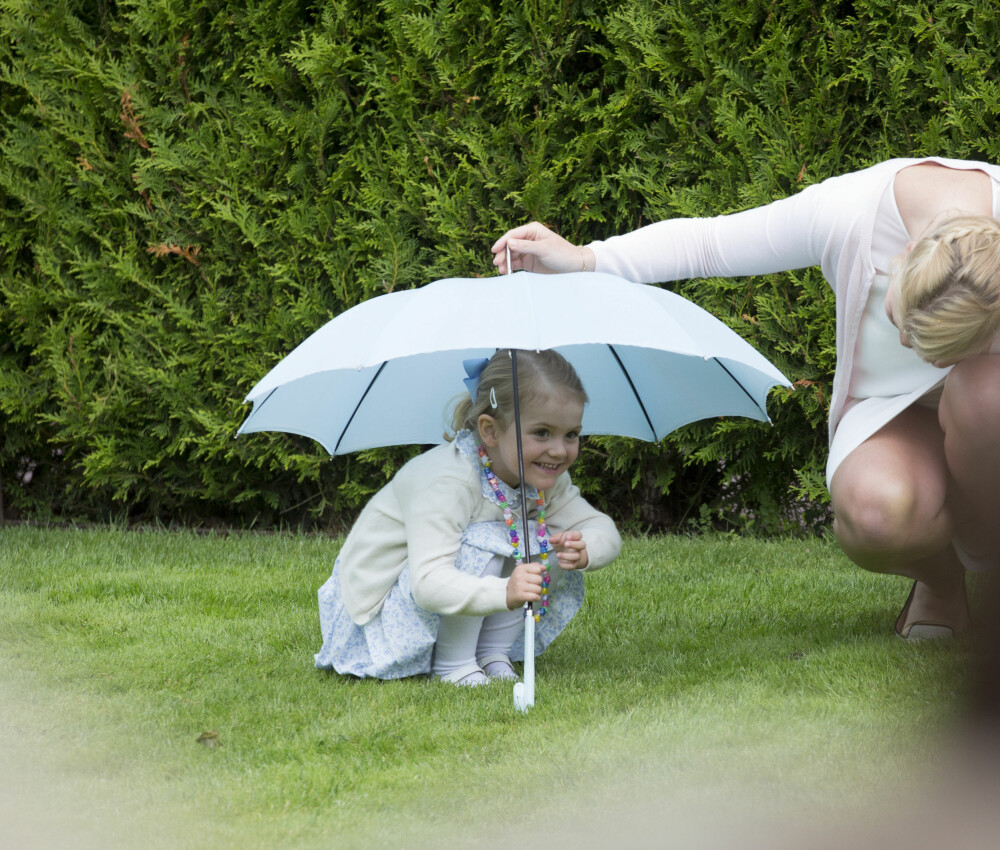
top-left (527, 466), bottom-right (562, 488)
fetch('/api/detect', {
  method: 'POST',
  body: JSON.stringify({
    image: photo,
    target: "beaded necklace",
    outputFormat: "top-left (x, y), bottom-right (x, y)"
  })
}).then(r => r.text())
top-left (478, 444), bottom-right (550, 621)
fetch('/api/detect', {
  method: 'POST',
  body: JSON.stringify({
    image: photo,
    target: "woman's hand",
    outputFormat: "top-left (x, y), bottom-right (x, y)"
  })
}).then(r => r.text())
top-left (506, 559), bottom-right (543, 608)
top-left (491, 222), bottom-right (595, 275)
top-left (549, 530), bottom-right (589, 570)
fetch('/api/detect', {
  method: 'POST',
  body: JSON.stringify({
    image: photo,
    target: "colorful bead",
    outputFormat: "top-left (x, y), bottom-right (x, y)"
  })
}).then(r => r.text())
top-left (479, 443), bottom-right (552, 620)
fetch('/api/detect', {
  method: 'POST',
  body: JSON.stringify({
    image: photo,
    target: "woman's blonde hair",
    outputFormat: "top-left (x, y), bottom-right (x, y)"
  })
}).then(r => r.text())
top-left (893, 215), bottom-right (1000, 362)
top-left (447, 349), bottom-right (588, 438)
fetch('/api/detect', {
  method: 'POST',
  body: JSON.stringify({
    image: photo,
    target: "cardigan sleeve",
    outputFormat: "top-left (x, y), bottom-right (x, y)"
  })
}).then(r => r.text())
top-left (398, 462), bottom-right (512, 617)
top-left (542, 473), bottom-right (621, 571)
top-left (588, 173), bottom-right (866, 285)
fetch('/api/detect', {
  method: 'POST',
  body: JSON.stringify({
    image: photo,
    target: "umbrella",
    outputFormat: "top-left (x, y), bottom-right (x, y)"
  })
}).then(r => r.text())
top-left (237, 270), bottom-right (791, 709)
top-left (238, 272), bottom-right (789, 453)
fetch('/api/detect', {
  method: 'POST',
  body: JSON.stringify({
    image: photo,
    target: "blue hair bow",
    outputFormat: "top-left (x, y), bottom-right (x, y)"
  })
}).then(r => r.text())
top-left (463, 357), bottom-right (490, 399)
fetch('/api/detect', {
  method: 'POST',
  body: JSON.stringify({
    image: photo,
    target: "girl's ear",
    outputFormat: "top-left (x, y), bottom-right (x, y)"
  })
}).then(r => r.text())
top-left (477, 413), bottom-right (500, 447)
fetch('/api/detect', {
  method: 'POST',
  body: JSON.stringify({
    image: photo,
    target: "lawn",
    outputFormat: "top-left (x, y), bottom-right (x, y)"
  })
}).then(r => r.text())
top-left (0, 526), bottom-right (975, 849)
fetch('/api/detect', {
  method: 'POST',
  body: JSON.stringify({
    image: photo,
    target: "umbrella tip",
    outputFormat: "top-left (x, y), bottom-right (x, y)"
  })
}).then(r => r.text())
top-left (513, 682), bottom-right (531, 712)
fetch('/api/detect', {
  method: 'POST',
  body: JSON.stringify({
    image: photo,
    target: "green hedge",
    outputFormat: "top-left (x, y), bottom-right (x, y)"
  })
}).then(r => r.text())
top-left (2, 0), bottom-right (999, 532)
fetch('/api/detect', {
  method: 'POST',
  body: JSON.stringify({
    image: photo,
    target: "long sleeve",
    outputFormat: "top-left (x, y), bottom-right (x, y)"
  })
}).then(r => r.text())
top-left (338, 443), bottom-right (510, 624)
top-left (400, 467), bottom-right (511, 617)
top-left (588, 172), bottom-right (872, 285)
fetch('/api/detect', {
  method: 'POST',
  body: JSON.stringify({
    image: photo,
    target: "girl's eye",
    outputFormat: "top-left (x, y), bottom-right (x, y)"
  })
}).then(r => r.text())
top-left (533, 429), bottom-right (549, 438)
top-left (566, 431), bottom-right (579, 440)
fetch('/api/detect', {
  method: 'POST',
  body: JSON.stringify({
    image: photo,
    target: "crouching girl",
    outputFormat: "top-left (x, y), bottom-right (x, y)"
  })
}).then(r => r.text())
top-left (314, 348), bottom-right (621, 686)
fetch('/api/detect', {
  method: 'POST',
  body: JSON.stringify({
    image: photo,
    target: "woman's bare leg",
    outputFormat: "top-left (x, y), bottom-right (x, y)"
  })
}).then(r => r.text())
top-left (830, 405), bottom-right (970, 633)
top-left (940, 355), bottom-right (1000, 567)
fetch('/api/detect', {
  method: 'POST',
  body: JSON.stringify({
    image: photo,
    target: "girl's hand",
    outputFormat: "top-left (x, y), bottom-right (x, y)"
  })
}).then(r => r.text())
top-left (549, 530), bottom-right (589, 570)
top-left (506, 560), bottom-right (543, 609)
top-left (491, 222), bottom-right (595, 275)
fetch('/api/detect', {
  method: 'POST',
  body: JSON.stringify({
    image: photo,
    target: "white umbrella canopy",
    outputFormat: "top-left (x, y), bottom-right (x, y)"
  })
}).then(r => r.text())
top-left (237, 271), bottom-right (791, 454)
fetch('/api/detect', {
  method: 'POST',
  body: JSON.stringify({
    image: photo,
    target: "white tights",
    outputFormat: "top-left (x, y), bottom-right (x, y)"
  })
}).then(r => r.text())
top-left (432, 555), bottom-right (523, 683)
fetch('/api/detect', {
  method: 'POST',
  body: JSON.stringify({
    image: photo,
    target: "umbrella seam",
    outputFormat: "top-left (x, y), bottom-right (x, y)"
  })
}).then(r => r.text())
top-left (236, 387), bottom-right (278, 435)
top-left (608, 345), bottom-right (659, 442)
top-left (712, 358), bottom-right (769, 422)
top-left (334, 361), bottom-right (388, 455)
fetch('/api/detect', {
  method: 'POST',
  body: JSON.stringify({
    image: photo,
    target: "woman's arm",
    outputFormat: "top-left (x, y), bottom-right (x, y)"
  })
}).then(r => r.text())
top-left (587, 188), bottom-right (831, 283)
top-left (493, 172), bottom-right (859, 284)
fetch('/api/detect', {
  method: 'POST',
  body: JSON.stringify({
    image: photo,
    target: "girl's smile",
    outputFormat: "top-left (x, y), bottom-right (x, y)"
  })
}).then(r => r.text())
top-left (478, 389), bottom-right (584, 491)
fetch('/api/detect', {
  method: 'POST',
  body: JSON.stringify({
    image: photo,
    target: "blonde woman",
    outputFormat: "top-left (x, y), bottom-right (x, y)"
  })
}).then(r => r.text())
top-left (493, 157), bottom-right (1000, 640)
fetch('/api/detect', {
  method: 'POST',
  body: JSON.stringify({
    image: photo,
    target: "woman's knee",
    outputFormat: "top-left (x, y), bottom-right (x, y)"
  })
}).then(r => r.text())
top-left (832, 468), bottom-right (950, 558)
top-left (830, 406), bottom-right (952, 568)
top-left (834, 476), bottom-right (921, 548)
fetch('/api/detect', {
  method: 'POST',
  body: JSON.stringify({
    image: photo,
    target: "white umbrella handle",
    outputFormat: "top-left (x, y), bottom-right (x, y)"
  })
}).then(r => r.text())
top-left (513, 606), bottom-right (535, 712)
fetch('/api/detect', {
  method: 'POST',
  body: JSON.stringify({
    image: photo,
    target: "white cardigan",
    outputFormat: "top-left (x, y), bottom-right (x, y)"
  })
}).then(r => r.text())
top-left (337, 439), bottom-right (621, 625)
top-left (588, 157), bottom-right (1000, 483)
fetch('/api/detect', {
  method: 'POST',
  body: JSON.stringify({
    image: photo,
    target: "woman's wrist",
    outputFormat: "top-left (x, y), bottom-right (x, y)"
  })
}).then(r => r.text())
top-left (580, 246), bottom-right (595, 272)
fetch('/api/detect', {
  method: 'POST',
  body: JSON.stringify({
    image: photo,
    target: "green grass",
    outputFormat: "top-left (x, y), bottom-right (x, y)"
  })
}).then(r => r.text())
top-left (0, 526), bottom-right (974, 848)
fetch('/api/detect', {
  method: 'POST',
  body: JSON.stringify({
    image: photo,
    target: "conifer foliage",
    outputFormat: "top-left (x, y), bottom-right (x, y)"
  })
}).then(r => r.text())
top-left (2, 1), bottom-right (999, 531)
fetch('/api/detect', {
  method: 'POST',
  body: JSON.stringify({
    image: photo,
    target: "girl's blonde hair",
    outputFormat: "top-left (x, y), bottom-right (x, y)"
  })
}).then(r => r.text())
top-left (447, 349), bottom-right (588, 438)
top-left (893, 215), bottom-right (1000, 362)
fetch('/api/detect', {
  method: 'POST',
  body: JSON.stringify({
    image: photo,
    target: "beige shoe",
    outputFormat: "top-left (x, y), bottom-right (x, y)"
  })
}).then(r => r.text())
top-left (895, 580), bottom-right (958, 642)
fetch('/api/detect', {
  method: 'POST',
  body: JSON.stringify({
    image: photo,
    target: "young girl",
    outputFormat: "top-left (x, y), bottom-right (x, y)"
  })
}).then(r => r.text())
top-left (314, 348), bottom-right (621, 685)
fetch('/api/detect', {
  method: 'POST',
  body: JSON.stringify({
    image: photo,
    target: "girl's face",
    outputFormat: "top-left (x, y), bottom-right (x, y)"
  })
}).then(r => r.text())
top-left (478, 389), bottom-right (584, 491)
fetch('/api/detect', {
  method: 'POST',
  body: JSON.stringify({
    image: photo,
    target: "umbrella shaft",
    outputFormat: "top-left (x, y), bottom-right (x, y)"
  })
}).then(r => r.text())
top-left (509, 350), bottom-right (534, 601)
